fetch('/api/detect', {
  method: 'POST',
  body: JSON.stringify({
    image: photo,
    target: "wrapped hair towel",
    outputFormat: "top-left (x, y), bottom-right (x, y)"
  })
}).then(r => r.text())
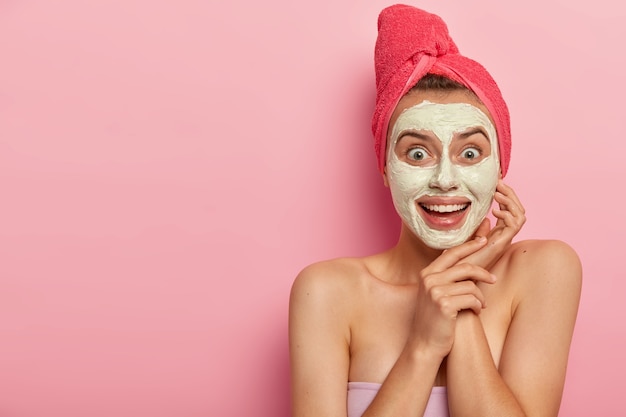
top-left (372, 4), bottom-right (512, 176)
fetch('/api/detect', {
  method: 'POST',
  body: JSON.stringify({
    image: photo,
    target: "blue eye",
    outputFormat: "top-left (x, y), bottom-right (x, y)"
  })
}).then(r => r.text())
top-left (461, 147), bottom-right (481, 160)
top-left (407, 147), bottom-right (427, 161)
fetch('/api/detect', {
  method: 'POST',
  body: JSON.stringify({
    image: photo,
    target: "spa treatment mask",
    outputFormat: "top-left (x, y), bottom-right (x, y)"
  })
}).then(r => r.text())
top-left (386, 100), bottom-right (500, 249)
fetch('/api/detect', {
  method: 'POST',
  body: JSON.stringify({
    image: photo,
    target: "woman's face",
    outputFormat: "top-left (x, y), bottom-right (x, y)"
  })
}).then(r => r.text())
top-left (385, 89), bottom-right (500, 249)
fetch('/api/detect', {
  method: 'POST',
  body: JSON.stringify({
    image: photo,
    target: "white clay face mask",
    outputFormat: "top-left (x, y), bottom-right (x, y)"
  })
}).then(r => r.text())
top-left (386, 100), bottom-right (500, 249)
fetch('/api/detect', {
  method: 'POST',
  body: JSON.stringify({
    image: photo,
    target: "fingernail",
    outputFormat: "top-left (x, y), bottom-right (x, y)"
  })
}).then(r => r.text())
top-left (490, 274), bottom-right (497, 282)
top-left (476, 236), bottom-right (487, 243)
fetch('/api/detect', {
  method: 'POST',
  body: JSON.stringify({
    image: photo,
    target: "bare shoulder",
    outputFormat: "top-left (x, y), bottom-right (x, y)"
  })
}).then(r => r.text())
top-left (289, 257), bottom-right (370, 315)
top-left (503, 239), bottom-right (582, 304)
top-left (293, 257), bottom-right (368, 282)
top-left (507, 239), bottom-right (582, 278)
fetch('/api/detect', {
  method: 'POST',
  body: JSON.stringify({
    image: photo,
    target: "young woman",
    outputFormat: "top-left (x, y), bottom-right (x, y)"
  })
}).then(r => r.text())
top-left (289, 5), bottom-right (582, 417)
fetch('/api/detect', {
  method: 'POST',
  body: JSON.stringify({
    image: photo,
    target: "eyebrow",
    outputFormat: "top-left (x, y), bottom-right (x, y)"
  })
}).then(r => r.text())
top-left (458, 127), bottom-right (490, 141)
top-left (397, 128), bottom-right (489, 144)
top-left (397, 131), bottom-right (435, 143)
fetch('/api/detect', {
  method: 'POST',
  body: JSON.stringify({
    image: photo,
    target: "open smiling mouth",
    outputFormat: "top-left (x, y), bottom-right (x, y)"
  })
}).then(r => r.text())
top-left (417, 202), bottom-right (470, 230)
top-left (419, 203), bottom-right (469, 214)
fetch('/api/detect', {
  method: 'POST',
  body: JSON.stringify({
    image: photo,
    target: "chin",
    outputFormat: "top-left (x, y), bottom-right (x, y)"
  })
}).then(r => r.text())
top-left (411, 224), bottom-right (474, 250)
top-left (423, 235), bottom-right (468, 250)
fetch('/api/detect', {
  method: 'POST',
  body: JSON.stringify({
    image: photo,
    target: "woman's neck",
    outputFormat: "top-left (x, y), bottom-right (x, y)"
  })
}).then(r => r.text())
top-left (374, 226), bottom-right (443, 285)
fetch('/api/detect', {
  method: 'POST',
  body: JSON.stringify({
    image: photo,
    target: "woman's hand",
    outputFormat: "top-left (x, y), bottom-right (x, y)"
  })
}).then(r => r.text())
top-left (408, 237), bottom-right (496, 359)
top-left (463, 180), bottom-right (526, 270)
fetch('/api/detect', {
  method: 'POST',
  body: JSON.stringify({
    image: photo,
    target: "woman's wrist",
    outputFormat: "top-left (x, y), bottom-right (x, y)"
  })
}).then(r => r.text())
top-left (403, 338), bottom-right (449, 365)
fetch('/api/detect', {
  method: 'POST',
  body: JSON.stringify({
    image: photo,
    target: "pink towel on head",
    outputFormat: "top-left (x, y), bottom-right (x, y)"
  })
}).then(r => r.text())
top-left (372, 4), bottom-right (512, 176)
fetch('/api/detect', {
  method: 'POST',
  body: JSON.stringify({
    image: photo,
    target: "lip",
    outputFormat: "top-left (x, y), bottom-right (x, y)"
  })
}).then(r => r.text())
top-left (416, 196), bottom-right (470, 231)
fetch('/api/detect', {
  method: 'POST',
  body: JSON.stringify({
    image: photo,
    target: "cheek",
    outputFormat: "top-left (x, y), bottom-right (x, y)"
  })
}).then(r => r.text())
top-left (460, 161), bottom-right (499, 197)
top-left (390, 166), bottom-right (434, 197)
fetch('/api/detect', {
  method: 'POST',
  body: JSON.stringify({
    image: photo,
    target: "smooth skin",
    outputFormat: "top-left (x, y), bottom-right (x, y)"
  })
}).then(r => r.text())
top-left (289, 89), bottom-right (582, 417)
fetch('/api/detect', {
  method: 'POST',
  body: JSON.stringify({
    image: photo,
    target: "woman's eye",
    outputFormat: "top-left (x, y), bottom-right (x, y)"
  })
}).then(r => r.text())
top-left (461, 147), bottom-right (481, 160)
top-left (407, 147), bottom-right (427, 161)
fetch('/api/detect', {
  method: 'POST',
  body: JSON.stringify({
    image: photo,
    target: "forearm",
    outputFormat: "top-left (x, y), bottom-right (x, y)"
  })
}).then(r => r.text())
top-left (447, 312), bottom-right (526, 417)
top-left (362, 344), bottom-right (443, 417)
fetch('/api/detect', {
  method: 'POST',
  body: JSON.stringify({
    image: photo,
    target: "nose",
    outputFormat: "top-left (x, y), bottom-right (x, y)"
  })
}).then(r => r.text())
top-left (428, 157), bottom-right (460, 191)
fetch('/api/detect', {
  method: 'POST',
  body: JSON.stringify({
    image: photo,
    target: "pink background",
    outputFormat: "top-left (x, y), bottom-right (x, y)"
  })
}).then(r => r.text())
top-left (0, 0), bottom-right (623, 416)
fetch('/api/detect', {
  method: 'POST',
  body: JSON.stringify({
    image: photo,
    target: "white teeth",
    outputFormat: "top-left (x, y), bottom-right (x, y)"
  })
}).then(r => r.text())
top-left (420, 203), bottom-right (468, 213)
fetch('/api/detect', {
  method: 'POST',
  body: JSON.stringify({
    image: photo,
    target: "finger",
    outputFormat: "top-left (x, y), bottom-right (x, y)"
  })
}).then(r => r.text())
top-left (439, 294), bottom-right (485, 317)
top-left (459, 221), bottom-right (513, 269)
top-left (426, 237), bottom-right (488, 273)
top-left (497, 180), bottom-right (526, 214)
top-left (496, 180), bottom-right (523, 207)
top-left (490, 210), bottom-right (506, 229)
top-left (492, 206), bottom-right (525, 229)
top-left (494, 191), bottom-right (520, 215)
top-left (494, 192), bottom-right (526, 228)
top-left (430, 280), bottom-right (487, 308)
top-left (460, 242), bottom-right (503, 270)
top-left (426, 263), bottom-right (496, 286)
top-left (472, 218), bottom-right (491, 240)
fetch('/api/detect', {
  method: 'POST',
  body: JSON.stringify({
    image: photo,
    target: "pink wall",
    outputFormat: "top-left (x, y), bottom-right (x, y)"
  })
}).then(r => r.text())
top-left (0, 1), bottom-right (623, 416)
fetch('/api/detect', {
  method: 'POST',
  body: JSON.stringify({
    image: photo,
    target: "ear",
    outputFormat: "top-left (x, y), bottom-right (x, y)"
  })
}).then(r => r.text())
top-left (382, 167), bottom-right (389, 187)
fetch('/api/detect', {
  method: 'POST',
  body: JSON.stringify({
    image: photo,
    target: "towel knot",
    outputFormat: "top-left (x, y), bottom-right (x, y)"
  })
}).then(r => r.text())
top-left (417, 25), bottom-right (458, 60)
top-left (374, 5), bottom-right (462, 101)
